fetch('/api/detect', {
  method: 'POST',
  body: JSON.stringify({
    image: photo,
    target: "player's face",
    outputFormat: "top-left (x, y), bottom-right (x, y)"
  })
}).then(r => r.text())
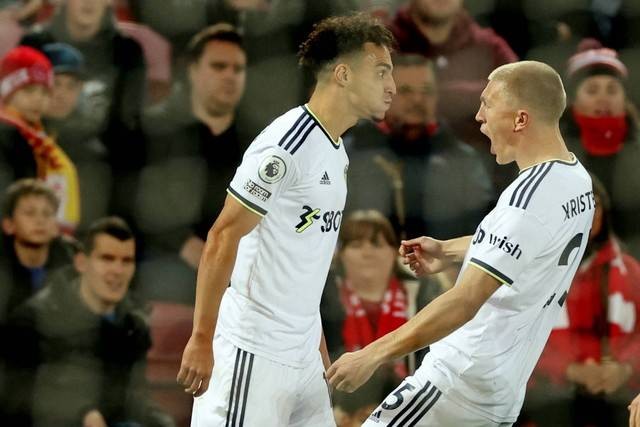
top-left (77, 234), bottom-right (135, 308)
top-left (573, 75), bottom-right (626, 117)
top-left (189, 40), bottom-right (247, 117)
top-left (340, 232), bottom-right (396, 285)
top-left (348, 43), bottom-right (396, 122)
top-left (6, 84), bottom-right (50, 125)
top-left (412, 0), bottom-right (463, 24)
top-left (476, 80), bottom-right (517, 165)
top-left (46, 74), bottom-right (83, 119)
top-left (2, 195), bottom-right (59, 246)
top-left (386, 64), bottom-right (437, 126)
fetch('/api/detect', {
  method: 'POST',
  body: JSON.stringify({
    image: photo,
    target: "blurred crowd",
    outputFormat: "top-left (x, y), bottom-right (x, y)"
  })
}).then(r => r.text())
top-left (0, 0), bottom-right (639, 426)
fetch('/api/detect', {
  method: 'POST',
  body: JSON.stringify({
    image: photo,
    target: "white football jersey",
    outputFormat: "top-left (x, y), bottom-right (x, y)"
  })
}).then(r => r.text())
top-left (420, 155), bottom-right (593, 423)
top-left (218, 105), bottom-right (349, 368)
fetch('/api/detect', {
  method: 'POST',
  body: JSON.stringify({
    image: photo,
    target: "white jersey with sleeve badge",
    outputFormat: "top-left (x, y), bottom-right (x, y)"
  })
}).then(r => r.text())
top-left (417, 155), bottom-right (594, 423)
top-left (219, 104), bottom-right (348, 368)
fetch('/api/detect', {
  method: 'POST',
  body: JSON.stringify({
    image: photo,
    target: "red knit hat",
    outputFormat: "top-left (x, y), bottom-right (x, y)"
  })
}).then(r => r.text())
top-left (566, 38), bottom-right (627, 81)
top-left (0, 46), bottom-right (54, 102)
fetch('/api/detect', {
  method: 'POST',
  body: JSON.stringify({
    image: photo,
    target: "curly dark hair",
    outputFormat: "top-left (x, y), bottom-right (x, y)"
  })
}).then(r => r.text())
top-left (298, 12), bottom-right (394, 77)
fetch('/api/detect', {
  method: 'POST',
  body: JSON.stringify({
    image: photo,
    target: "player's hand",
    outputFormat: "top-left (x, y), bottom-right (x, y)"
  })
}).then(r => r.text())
top-left (326, 349), bottom-right (380, 393)
top-left (601, 360), bottom-right (632, 394)
top-left (628, 392), bottom-right (640, 427)
top-left (399, 236), bottom-right (448, 276)
top-left (177, 334), bottom-right (214, 397)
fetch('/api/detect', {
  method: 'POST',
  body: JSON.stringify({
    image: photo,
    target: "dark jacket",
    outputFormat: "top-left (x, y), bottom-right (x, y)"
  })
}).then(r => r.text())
top-left (0, 121), bottom-right (37, 193)
top-left (388, 7), bottom-right (519, 192)
top-left (0, 234), bottom-right (75, 324)
top-left (345, 121), bottom-right (495, 240)
top-left (1, 278), bottom-right (174, 427)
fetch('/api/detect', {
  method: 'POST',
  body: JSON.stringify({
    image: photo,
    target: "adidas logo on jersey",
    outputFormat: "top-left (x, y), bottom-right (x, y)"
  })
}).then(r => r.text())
top-left (320, 171), bottom-right (331, 185)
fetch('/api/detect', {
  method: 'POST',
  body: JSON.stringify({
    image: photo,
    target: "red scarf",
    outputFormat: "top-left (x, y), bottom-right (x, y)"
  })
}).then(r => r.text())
top-left (340, 277), bottom-right (408, 351)
top-left (573, 109), bottom-right (628, 156)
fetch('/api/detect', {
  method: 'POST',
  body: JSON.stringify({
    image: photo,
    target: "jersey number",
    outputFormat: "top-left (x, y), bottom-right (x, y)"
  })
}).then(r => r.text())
top-left (381, 383), bottom-right (416, 410)
top-left (558, 232), bottom-right (584, 266)
top-left (545, 232), bottom-right (584, 308)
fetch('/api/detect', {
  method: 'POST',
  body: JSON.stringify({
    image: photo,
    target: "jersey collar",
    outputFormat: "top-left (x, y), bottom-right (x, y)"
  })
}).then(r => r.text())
top-left (519, 152), bottom-right (578, 174)
top-left (302, 104), bottom-right (341, 149)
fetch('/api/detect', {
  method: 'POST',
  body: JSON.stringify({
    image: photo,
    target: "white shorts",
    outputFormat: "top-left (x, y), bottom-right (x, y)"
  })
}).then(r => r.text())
top-left (191, 333), bottom-right (336, 427)
top-left (362, 375), bottom-right (513, 427)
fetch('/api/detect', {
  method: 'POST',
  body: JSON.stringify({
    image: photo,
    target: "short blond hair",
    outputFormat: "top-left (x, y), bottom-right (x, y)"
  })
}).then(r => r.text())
top-left (488, 61), bottom-right (566, 123)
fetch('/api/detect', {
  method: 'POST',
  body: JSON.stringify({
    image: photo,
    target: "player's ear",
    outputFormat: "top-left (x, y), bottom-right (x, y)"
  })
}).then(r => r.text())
top-left (334, 63), bottom-right (351, 87)
top-left (514, 110), bottom-right (529, 132)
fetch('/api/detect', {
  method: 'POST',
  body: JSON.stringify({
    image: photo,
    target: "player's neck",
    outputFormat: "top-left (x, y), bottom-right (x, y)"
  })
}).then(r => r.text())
top-left (307, 88), bottom-right (356, 143)
top-left (516, 126), bottom-right (572, 171)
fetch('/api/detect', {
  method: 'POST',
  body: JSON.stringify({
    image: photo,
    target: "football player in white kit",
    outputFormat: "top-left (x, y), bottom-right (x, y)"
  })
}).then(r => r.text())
top-left (327, 61), bottom-right (595, 427)
top-left (176, 13), bottom-right (396, 427)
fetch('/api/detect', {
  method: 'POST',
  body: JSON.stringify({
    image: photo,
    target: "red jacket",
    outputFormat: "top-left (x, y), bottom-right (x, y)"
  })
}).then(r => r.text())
top-left (534, 239), bottom-right (640, 386)
top-left (388, 7), bottom-right (517, 147)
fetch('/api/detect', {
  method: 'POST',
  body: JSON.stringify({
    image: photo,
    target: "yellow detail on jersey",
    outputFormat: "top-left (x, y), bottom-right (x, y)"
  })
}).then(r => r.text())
top-left (468, 262), bottom-right (512, 287)
top-left (296, 208), bottom-right (321, 233)
top-left (227, 189), bottom-right (266, 217)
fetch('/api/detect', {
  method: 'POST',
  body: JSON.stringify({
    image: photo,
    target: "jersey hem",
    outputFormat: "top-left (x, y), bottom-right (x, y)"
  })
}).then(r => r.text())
top-left (469, 258), bottom-right (513, 286)
top-left (227, 187), bottom-right (267, 216)
top-left (217, 328), bottom-right (314, 369)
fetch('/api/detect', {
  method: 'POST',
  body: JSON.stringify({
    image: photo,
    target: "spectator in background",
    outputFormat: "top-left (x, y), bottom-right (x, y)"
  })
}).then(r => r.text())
top-left (137, 23), bottom-right (248, 304)
top-left (321, 210), bottom-right (411, 378)
top-left (0, 179), bottom-right (74, 423)
top-left (20, 0), bottom-right (146, 220)
top-left (345, 54), bottom-right (494, 240)
top-left (562, 39), bottom-right (640, 259)
top-left (42, 42), bottom-right (113, 232)
top-left (0, 45), bottom-right (80, 231)
top-left (388, 0), bottom-right (518, 192)
top-left (204, 0), bottom-right (360, 136)
top-left (0, 178), bottom-right (74, 323)
top-left (524, 175), bottom-right (640, 427)
top-left (2, 216), bottom-right (175, 427)
top-left (322, 210), bottom-right (453, 425)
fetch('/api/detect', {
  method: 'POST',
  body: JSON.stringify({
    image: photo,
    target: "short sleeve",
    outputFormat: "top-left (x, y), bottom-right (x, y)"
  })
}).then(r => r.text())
top-left (468, 208), bottom-right (551, 286)
top-left (227, 141), bottom-right (299, 217)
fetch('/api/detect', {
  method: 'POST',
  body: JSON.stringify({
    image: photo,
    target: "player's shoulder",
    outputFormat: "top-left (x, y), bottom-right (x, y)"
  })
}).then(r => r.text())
top-left (501, 156), bottom-right (589, 209)
top-left (251, 105), bottom-right (324, 155)
top-left (496, 156), bottom-right (592, 234)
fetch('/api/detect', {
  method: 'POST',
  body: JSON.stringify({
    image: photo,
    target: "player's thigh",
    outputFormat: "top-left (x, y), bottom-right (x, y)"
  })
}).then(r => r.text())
top-left (289, 357), bottom-right (335, 427)
top-left (361, 375), bottom-right (508, 427)
top-left (192, 335), bottom-right (296, 427)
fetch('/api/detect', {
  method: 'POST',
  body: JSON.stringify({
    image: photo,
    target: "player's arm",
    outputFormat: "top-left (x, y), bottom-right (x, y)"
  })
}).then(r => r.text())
top-left (177, 195), bottom-right (262, 396)
top-left (327, 264), bottom-right (500, 392)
